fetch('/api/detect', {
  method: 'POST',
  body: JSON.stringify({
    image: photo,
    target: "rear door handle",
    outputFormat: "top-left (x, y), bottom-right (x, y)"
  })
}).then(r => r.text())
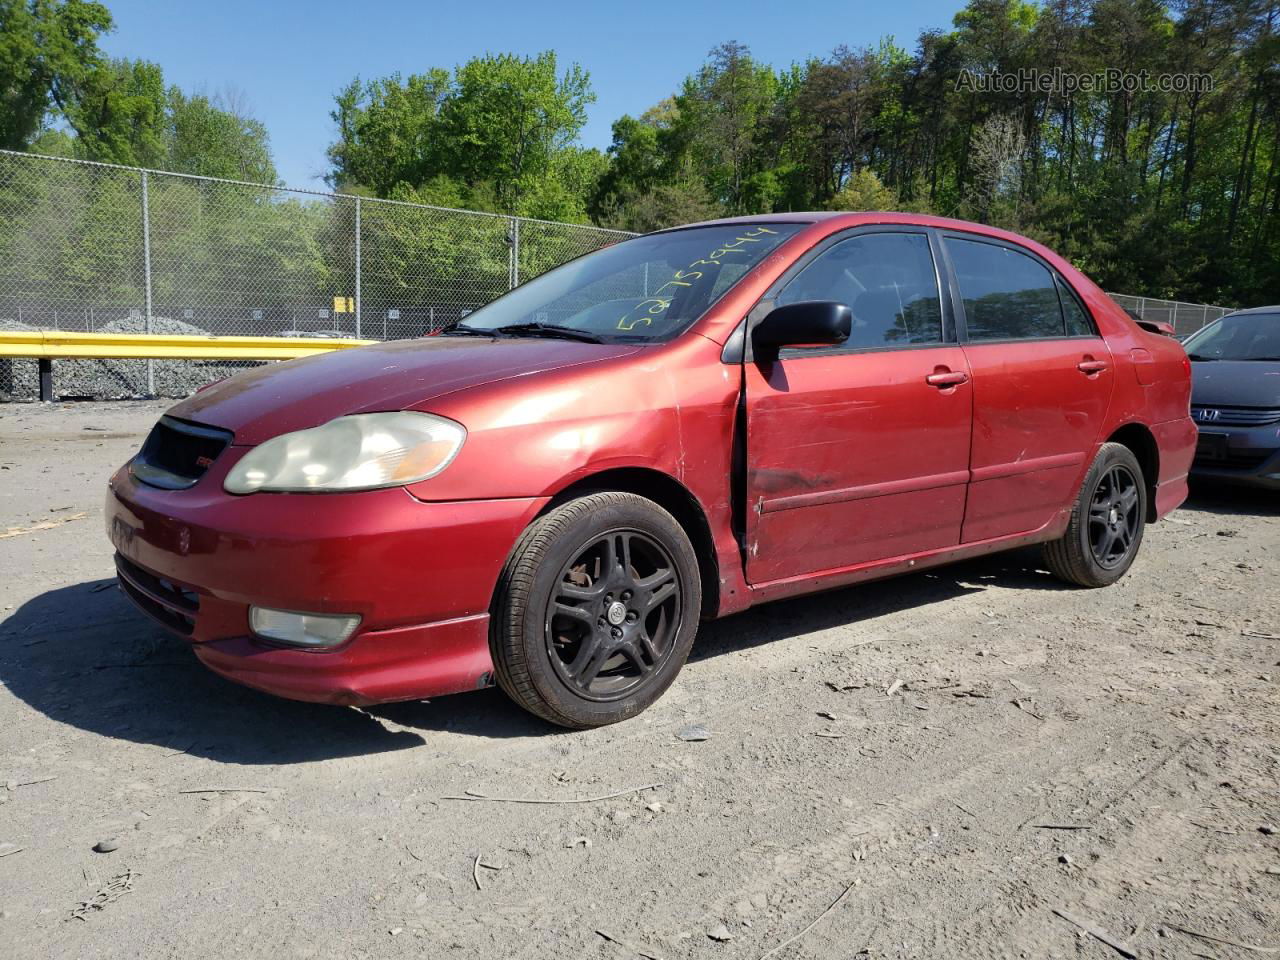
top-left (1077, 359), bottom-right (1109, 375)
top-left (925, 370), bottom-right (969, 387)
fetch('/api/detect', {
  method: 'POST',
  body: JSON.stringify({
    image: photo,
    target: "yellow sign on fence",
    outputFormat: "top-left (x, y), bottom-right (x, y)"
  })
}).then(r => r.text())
top-left (333, 296), bottom-right (355, 314)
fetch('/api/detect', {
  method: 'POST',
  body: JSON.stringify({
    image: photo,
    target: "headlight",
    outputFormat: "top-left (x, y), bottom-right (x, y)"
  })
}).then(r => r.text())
top-left (224, 412), bottom-right (465, 494)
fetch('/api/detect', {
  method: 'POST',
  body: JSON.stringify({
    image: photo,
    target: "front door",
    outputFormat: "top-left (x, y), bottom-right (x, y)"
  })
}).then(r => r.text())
top-left (744, 230), bottom-right (974, 585)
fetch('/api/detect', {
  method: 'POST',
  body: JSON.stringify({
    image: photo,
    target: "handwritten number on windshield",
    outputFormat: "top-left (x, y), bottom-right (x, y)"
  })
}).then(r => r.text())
top-left (616, 227), bottom-right (779, 331)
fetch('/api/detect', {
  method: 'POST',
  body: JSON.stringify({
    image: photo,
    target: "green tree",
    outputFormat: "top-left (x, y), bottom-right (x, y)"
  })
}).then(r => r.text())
top-left (328, 53), bottom-right (595, 219)
top-left (62, 57), bottom-right (166, 166)
top-left (0, 0), bottom-right (112, 149)
top-left (327, 69), bottom-right (451, 194)
top-left (673, 41), bottom-right (777, 212)
top-left (439, 52), bottom-right (593, 215)
top-left (826, 168), bottom-right (899, 211)
top-left (166, 88), bottom-right (276, 182)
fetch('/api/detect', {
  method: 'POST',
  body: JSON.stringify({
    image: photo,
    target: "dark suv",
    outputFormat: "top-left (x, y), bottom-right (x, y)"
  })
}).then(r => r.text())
top-left (1185, 306), bottom-right (1280, 489)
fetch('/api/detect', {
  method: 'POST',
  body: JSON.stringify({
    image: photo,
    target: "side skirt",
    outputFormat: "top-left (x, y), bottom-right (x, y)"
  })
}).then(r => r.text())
top-left (744, 508), bottom-right (1072, 607)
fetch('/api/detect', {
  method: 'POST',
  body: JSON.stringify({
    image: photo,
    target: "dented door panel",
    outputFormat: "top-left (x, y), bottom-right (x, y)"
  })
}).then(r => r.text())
top-left (744, 347), bottom-right (973, 583)
top-left (959, 339), bottom-right (1114, 542)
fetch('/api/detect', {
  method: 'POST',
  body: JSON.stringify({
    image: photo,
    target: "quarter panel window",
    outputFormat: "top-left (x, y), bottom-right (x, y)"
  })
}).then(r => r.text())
top-left (776, 232), bottom-right (944, 348)
top-left (945, 237), bottom-right (1064, 340)
top-left (1057, 277), bottom-right (1096, 336)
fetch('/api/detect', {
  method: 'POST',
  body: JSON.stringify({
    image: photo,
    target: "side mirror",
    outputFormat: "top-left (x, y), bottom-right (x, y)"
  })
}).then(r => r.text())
top-left (751, 301), bottom-right (851, 359)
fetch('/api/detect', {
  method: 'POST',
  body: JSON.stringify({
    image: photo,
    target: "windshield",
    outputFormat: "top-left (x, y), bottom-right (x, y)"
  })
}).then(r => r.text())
top-left (1183, 312), bottom-right (1280, 361)
top-left (452, 223), bottom-right (803, 342)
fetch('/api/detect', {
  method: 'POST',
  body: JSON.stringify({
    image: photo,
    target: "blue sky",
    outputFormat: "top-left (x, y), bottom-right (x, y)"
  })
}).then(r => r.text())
top-left (99, 0), bottom-right (962, 190)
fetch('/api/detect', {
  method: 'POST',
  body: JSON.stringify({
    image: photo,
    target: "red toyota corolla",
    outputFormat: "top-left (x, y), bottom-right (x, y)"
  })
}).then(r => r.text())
top-left (106, 213), bottom-right (1195, 727)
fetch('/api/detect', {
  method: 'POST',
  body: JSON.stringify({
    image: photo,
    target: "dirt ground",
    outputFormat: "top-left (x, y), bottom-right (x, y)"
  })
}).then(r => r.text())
top-left (0, 400), bottom-right (1277, 960)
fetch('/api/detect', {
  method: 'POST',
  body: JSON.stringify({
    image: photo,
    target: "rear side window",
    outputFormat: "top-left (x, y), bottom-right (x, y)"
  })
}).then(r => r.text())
top-left (1058, 278), bottom-right (1096, 336)
top-left (945, 237), bottom-right (1062, 341)
top-left (776, 232), bottom-right (943, 348)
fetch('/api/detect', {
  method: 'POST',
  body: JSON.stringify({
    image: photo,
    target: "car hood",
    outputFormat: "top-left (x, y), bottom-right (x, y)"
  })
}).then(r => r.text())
top-left (1191, 359), bottom-right (1280, 408)
top-left (167, 336), bottom-right (641, 445)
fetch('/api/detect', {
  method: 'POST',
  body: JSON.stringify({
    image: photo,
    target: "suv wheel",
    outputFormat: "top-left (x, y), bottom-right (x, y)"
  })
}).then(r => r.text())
top-left (491, 492), bottom-right (701, 728)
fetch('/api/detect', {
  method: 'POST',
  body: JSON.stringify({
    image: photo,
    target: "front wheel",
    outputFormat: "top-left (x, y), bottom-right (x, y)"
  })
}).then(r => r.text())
top-left (491, 492), bottom-right (701, 728)
top-left (1044, 442), bottom-right (1147, 588)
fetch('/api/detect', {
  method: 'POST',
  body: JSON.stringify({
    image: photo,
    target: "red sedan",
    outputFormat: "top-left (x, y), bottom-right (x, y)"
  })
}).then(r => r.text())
top-left (106, 213), bottom-right (1196, 728)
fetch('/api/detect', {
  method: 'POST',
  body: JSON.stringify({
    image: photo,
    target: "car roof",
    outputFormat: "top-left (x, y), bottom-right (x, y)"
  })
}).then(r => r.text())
top-left (1221, 305), bottom-right (1280, 318)
top-left (657, 210), bottom-right (1055, 249)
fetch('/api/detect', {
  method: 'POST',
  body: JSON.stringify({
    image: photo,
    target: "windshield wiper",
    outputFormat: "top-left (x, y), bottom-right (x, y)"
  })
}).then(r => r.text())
top-left (438, 323), bottom-right (498, 337)
top-left (487, 322), bottom-right (604, 344)
top-left (1186, 353), bottom-right (1219, 361)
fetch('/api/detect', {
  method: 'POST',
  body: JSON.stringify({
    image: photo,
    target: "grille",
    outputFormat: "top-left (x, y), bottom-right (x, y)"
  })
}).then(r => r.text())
top-left (130, 416), bottom-right (233, 490)
top-left (114, 553), bottom-right (199, 636)
top-left (1191, 405), bottom-right (1280, 427)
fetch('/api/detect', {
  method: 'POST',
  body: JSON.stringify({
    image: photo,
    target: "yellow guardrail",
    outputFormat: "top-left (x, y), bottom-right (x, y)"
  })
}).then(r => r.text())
top-left (1, 329), bottom-right (379, 401)
top-left (0, 329), bottom-right (376, 360)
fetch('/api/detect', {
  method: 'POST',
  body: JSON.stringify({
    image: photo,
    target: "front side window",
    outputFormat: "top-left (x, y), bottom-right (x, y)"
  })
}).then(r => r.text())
top-left (1182, 312), bottom-right (1280, 361)
top-left (945, 237), bottom-right (1063, 341)
top-left (453, 223), bottom-right (803, 343)
top-left (775, 232), bottom-right (944, 348)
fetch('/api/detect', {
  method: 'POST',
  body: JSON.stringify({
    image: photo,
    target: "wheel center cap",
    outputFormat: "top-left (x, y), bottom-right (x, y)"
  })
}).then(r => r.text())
top-left (1109, 507), bottom-right (1120, 524)
top-left (606, 601), bottom-right (627, 626)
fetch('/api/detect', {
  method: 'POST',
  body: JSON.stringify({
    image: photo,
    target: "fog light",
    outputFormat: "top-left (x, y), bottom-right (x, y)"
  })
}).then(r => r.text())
top-left (249, 607), bottom-right (360, 648)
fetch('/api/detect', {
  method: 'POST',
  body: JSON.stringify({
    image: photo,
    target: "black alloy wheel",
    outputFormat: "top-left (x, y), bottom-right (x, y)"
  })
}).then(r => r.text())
top-left (491, 492), bottom-right (702, 728)
top-left (545, 530), bottom-right (682, 700)
top-left (1087, 463), bottom-right (1141, 569)
top-left (1044, 441), bottom-right (1148, 588)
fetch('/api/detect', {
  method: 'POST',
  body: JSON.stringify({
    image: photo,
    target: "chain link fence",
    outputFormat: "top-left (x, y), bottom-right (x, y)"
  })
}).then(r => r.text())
top-left (0, 149), bottom-right (1239, 402)
top-left (1106, 293), bottom-right (1233, 338)
top-left (0, 149), bottom-right (631, 400)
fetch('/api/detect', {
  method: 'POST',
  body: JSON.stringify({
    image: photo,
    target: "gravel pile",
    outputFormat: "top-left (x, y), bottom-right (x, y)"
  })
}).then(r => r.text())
top-left (1, 315), bottom-right (266, 402)
top-left (0, 318), bottom-right (40, 401)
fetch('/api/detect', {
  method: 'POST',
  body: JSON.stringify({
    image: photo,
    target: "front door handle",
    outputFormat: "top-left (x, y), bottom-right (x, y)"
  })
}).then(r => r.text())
top-left (926, 370), bottom-right (969, 388)
top-left (1077, 359), bottom-right (1109, 375)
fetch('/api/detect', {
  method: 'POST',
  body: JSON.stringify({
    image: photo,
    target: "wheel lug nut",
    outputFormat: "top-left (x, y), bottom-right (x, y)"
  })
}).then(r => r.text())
top-left (621, 590), bottom-right (632, 601)
top-left (626, 611), bottom-right (637, 622)
top-left (611, 627), bottom-right (622, 638)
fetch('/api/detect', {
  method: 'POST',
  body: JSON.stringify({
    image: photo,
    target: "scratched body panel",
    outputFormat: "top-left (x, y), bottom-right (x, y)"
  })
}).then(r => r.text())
top-left (744, 346), bottom-right (972, 582)
top-left (960, 338), bottom-right (1115, 542)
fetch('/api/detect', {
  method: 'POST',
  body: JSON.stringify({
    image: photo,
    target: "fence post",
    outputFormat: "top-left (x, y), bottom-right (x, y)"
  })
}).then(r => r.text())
top-left (141, 170), bottom-right (155, 396)
top-left (354, 196), bottom-right (362, 339)
top-left (509, 217), bottom-right (520, 290)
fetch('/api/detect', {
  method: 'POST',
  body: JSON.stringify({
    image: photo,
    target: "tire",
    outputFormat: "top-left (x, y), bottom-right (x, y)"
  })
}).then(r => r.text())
top-left (1044, 442), bottom-right (1147, 588)
top-left (491, 492), bottom-right (702, 728)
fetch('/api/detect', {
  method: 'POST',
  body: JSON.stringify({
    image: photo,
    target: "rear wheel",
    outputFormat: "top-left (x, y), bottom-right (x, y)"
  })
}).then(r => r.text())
top-left (1044, 442), bottom-right (1147, 588)
top-left (491, 492), bottom-right (701, 728)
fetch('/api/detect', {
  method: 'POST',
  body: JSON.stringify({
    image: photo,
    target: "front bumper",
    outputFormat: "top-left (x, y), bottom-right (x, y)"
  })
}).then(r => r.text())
top-left (1190, 425), bottom-right (1280, 490)
top-left (106, 458), bottom-right (548, 705)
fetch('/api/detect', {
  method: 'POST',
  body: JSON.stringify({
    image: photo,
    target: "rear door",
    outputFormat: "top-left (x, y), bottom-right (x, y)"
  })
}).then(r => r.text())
top-left (939, 233), bottom-right (1115, 542)
top-left (743, 228), bottom-right (973, 584)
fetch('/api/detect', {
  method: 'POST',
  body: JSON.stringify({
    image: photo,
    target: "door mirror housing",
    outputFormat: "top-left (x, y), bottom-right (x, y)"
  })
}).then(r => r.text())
top-left (751, 301), bottom-right (851, 359)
